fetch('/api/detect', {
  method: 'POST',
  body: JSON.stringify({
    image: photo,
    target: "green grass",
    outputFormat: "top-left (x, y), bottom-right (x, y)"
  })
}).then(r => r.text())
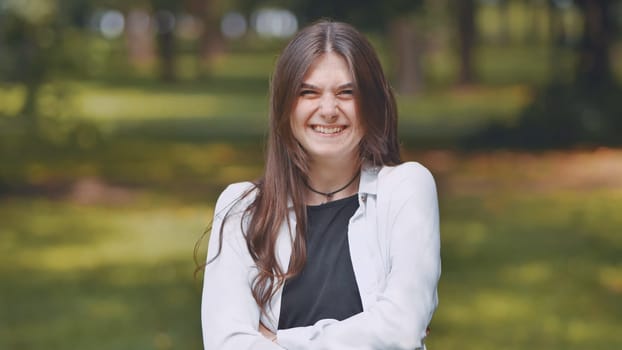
top-left (2, 150), bottom-right (622, 349)
top-left (0, 196), bottom-right (211, 350)
top-left (430, 190), bottom-right (622, 350)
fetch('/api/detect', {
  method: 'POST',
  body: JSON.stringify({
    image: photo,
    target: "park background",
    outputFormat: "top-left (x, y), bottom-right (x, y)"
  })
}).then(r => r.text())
top-left (1, 0), bottom-right (621, 349)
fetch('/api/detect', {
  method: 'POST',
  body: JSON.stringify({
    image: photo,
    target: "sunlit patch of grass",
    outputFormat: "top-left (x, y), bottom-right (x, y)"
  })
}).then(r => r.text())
top-left (501, 261), bottom-right (554, 285)
top-left (0, 198), bottom-right (212, 272)
top-left (397, 85), bottom-right (530, 141)
top-left (77, 85), bottom-right (268, 124)
top-left (599, 265), bottom-right (622, 294)
top-left (472, 290), bottom-right (533, 321)
top-left (209, 52), bottom-right (278, 79)
top-left (0, 84), bottom-right (24, 115)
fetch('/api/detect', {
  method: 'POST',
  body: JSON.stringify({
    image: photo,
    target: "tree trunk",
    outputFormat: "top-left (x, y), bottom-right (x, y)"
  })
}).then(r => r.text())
top-left (575, 0), bottom-right (613, 87)
top-left (187, 0), bottom-right (225, 77)
top-left (526, 0), bottom-right (542, 44)
top-left (547, 0), bottom-right (566, 82)
top-left (198, 21), bottom-right (225, 75)
top-left (126, 9), bottom-right (156, 66)
top-left (17, 34), bottom-right (42, 125)
top-left (390, 17), bottom-right (424, 94)
top-left (151, 0), bottom-right (181, 82)
top-left (155, 11), bottom-right (177, 82)
top-left (498, 0), bottom-right (511, 45)
top-left (457, 0), bottom-right (476, 85)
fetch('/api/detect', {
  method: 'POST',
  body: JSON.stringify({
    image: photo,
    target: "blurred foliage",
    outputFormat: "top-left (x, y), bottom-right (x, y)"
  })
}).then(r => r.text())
top-left (288, 0), bottom-right (424, 30)
top-left (468, 0), bottom-right (622, 149)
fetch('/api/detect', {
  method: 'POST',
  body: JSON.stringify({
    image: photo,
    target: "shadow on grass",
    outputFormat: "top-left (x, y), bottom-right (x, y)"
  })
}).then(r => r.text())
top-left (464, 84), bottom-right (622, 150)
top-left (0, 115), bottom-right (266, 200)
top-left (111, 116), bottom-right (267, 144)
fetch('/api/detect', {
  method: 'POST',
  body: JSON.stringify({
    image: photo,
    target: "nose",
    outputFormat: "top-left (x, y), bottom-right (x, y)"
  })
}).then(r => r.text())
top-left (319, 94), bottom-right (338, 121)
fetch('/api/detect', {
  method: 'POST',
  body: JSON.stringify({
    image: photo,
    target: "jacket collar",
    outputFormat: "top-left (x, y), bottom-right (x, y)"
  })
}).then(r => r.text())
top-left (286, 163), bottom-right (380, 209)
top-left (359, 162), bottom-right (380, 196)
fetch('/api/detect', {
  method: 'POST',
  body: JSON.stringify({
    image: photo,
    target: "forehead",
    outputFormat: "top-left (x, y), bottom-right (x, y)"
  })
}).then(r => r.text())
top-left (303, 52), bottom-right (352, 83)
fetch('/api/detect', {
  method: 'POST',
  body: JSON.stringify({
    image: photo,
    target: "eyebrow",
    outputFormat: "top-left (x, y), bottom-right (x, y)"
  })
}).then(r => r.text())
top-left (300, 82), bottom-right (354, 90)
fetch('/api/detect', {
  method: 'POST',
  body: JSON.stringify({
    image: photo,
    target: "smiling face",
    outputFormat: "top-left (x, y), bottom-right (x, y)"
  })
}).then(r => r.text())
top-left (290, 52), bottom-right (364, 164)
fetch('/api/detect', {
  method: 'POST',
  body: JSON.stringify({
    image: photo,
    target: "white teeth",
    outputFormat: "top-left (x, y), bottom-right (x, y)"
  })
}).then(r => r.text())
top-left (313, 125), bottom-right (344, 134)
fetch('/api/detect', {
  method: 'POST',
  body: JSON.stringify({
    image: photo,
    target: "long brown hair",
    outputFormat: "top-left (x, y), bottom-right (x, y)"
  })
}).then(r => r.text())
top-left (199, 20), bottom-right (401, 316)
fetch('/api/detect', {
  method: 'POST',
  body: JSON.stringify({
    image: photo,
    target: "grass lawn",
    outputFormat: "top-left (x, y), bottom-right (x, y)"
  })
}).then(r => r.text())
top-left (2, 148), bottom-right (622, 350)
top-left (0, 195), bottom-right (210, 350)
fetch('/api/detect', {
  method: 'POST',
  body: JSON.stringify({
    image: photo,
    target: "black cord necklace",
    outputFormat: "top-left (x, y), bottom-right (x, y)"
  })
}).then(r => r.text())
top-left (304, 172), bottom-right (359, 203)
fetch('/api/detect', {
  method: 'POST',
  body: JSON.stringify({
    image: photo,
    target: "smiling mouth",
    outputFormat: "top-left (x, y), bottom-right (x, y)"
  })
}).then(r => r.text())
top-left (312, 125), bottom-right (346, 135)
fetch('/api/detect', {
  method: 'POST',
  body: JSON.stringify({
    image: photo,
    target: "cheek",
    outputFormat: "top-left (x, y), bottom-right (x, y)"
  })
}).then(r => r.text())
top-left (289, 113), bottom-right (305, 142)
top-left (291, 112), bottom-right (304, 132)
top-left (291, 103), bottom-right (306, 124)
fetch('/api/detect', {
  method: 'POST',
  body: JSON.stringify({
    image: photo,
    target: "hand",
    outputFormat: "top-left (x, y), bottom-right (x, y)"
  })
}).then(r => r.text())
top-left (259, 322), bottom-right (277, 342)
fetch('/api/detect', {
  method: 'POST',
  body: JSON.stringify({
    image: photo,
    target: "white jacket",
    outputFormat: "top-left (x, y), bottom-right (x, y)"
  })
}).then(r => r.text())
top-left (202, 162), bottom-right (441, 350)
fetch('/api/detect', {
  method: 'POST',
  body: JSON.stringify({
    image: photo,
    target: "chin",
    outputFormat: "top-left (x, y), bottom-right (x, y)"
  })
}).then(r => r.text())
top-left (309, 148), bottom-right (358, 162)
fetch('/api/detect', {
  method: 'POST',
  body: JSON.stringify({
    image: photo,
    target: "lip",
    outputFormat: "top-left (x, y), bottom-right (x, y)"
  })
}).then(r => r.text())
top-left (310, 124), bottom-right (348, 136)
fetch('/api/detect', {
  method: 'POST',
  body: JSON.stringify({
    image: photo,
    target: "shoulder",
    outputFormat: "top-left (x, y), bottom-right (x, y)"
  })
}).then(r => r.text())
top-left (375, 162), bottom-right (439, 224)
top-left (375, 162), bottom-right (438, 210)
top-left (213, 181), bottom-right (258, 220)
top-left (378, 162), bottom-right (436, 192)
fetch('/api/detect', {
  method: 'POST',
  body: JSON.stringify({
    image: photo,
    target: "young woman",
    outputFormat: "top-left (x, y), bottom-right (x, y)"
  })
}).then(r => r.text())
top-left (200, 20), bottom-right (440, 350)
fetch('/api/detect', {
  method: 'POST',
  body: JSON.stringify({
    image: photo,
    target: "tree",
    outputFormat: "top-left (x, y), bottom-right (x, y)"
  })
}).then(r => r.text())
top-left (186, 0), bottom-right (225, 76)
top-left (0, 0), bottom-right (87, 125)
top-left (390, 16), bottom-right (424, 93)
top-left (456, 0), bottom-right (476, 85)
top-left (471, 0), bottom-right (622, 148)
top-left (575, 0), bottom-right (614, 87)
top-left (150, 0), bottom-right (183, 81)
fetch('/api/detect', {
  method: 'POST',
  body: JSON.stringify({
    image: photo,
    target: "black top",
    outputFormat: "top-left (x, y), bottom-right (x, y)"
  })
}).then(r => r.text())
top-left (278, 194), bottom-right (363, 329)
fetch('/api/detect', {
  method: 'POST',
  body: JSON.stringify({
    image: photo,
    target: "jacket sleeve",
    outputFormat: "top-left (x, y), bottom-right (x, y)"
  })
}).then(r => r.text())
top-left (276, 165), bottom-right (441, 350)
top-left (201, 183), bottom-right (284, 350)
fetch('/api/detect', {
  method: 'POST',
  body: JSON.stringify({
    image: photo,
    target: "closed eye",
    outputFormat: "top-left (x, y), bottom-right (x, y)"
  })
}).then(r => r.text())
top-left (337, 89), bottom-right (355, 99)
top-left (300, 89), bottom-right (317, 96)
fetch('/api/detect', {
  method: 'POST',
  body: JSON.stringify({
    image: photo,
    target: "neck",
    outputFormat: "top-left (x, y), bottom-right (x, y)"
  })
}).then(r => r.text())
top-left (305, 157), bottom-right (361, 204)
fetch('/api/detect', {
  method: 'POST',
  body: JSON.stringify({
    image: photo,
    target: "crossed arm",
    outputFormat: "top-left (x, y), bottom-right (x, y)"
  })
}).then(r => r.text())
top-left (202, 169), bottom-right (440, 350)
